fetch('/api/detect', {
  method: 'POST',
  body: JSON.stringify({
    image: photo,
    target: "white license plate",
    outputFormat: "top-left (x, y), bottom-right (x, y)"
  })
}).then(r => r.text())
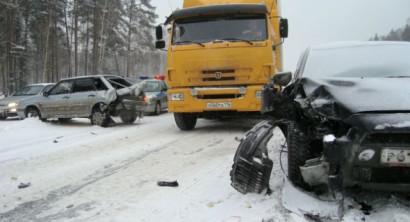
top-left (206, 102), bottom-right (232, 109)
top-left (381, 149), bottom-right (410, 166)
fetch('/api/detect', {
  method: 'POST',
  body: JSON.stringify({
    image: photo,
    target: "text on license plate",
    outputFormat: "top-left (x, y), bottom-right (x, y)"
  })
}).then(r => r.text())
top-left (206, 102), bottom-right (232, 109)
top-left (381, 149), bottom-right (410, 166)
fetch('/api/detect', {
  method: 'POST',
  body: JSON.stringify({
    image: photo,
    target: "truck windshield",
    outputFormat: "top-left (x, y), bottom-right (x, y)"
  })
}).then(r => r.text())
top-left (172, 14), bottom-right (267, 45)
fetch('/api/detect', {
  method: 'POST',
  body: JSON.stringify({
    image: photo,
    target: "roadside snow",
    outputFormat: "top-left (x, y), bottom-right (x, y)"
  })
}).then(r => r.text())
top-left (1, 115), bottom-right (410, 221)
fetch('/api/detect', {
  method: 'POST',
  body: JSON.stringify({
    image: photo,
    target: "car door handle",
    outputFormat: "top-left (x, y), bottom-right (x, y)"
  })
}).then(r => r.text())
top-left (88, 94), bottom-right (96, 97)
top-left (63, 96), bottom-right (70, 99)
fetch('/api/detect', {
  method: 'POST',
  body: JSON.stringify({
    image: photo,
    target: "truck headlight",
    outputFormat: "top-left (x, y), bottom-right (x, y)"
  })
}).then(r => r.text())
top-left (8, 102), bottom-right (18, 108)
top-left (358, 149), bottom-right (375, 161)
top-left (168, 93), bottom-right (184, 101)
top-left (239, 87), bottom-right (247, 95)
top-left (256, 90), bottom-right (262, 99)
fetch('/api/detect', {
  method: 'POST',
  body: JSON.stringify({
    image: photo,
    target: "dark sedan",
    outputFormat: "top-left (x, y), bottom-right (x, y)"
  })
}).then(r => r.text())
top-left (231, 41), bottom-right (410, 195)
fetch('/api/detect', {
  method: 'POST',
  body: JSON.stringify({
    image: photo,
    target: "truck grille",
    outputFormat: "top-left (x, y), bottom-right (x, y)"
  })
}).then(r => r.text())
top-left (352, 166), bottom-right (410, 183)
top-left (362, 133), bottom-right (410, 145)
top-left (202, 69), bottom-right (235, 82)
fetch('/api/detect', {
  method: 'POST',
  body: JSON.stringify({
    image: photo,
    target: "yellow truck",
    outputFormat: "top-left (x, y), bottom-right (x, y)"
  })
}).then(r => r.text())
top-left (155, 0), bottom-right (288, 130)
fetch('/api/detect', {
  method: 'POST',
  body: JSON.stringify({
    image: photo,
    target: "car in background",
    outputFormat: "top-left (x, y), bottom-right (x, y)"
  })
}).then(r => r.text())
top-left (0, 83), bottom-right (55, 120)
top-left (231, 41), bottom-right (410, 195)
top-left (141, 76), bottom-right (168, 115)
top-left (17, 75), bottom-right (146, 127)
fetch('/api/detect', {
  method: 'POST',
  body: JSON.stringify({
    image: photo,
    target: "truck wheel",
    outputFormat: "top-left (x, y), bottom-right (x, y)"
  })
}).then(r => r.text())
top-left (120, 112), bottom-right (137, 124)
top-left (154, 102), bottom-right (161, 116)
top-left (91, 108), bottom-right (110, 127)
top-left (287, 122), bottom-right (311, 189)
top-left (174, 112), bottom-right (197, 130)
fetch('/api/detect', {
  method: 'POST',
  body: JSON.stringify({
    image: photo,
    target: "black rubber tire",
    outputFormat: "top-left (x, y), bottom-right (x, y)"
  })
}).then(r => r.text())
top-left (0, 116), bottom-right (6, 120)
top-left (58, 118), bottom-right (72, 122)
top-left (120, 112), bottom-right (137, 124)
top-left (174, 112), bottom-right (197, 130)
top-left (287, 122), bottom-right (311, 189)
top-left (25, 107), bottom-right (46, 121)
top-left (91, 108), bottom-right (110, 127)
top-left (154, 102), bottom-right (161, 116)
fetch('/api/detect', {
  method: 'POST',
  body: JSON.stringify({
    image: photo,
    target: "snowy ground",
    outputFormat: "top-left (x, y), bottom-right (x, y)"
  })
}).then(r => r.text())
top-left (1, 113), bottom-right (410, 222)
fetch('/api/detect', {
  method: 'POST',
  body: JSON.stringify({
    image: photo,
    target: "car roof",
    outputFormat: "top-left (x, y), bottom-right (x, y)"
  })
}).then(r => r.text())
top-left (61, 75), bottom-right (123, 81)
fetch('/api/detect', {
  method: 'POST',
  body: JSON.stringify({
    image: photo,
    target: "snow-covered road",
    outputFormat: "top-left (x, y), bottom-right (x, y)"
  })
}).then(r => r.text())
top-left (1, 114), bottom-right (410, 222)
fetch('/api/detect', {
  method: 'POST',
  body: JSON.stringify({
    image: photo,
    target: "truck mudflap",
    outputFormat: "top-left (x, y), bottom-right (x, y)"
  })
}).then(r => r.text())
top-left (230, 120), bottom-right (276, 194)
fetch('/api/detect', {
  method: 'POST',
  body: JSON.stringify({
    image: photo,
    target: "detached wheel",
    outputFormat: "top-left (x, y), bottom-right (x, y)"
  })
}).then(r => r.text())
top-left (154, 102), bottom-right (161, 116)
top-left (91, 108), bottom-right (110, 127)
top-left (174, 112), bottom-right (197, 130)
top-left (287, 122), bottom-right (311, 189)
top-left (120, 112), bottom-right (137, 124)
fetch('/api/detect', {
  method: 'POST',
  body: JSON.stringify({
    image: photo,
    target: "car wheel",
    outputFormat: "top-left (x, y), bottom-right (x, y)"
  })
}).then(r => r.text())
top-left (25, 107), bottom-right (46, 121)
top-left (120, 112), bottom-right (137, 124)
top-left (174, 112), bottom-right (197, 130)
top-left (91, 108), bottom-right (110, 127)
top-left (287, 122), bottom-right (311, 189)
top-left (0, 116), bottom-right (6, 120)
top-left (154, 102), bottom-right (161, 116)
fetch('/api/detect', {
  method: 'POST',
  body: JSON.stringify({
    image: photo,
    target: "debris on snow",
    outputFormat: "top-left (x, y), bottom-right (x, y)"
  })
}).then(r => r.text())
top-left (157, 180), bottom-right (179, 187)
top-left (18, 182), bottom-right (31, 189)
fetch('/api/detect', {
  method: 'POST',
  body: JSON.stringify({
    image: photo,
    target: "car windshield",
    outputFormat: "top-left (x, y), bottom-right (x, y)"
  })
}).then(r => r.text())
top-left (13, 85), bottom-right (43, 96)
top-left (144, 81), bottom-right (160, 92)
top-left (303, 43), bottom-right (410, 78)
top-left (172, 14), bottom-right (267, 45)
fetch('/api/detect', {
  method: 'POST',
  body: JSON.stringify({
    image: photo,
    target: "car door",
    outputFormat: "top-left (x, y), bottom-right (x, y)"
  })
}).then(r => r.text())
top-left (160, 81), bottom-right (168, 109)
top-left (41, 80), bottom-right (74, 118)
top-left (69, 78), bottom-right (98, 117)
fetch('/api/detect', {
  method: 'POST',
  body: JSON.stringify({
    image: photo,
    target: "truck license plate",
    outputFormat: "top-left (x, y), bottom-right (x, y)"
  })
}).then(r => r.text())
top-left (381, 149), bottom-right (410, 166)
top-left (206, 102), bottom-right (232, 109)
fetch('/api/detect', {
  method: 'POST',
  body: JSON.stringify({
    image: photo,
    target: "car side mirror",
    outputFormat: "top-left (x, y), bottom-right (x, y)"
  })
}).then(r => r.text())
top-left (156, 25), bottom-right (163, 40)
top-left (155, 40), bottom-right (166, 49)
top-left (273, 71), bottom-right (292, 86)
top-left (43, 91), bottom-right (49, 97)
top-left (279, 18), bottom-right (288, 38)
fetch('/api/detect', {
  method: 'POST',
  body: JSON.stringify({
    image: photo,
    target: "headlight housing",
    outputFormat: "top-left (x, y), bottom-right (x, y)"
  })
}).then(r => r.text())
top-left (168, 93), bottom-right (184, 101)
top-left (8, 102), bottom-right (19, 108)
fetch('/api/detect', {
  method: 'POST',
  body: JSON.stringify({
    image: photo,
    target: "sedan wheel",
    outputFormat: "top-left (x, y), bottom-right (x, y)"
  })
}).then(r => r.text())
top-left (91, 108), bottom-right (109, 127)
top-left (154, 102), bottom-right (161, 116)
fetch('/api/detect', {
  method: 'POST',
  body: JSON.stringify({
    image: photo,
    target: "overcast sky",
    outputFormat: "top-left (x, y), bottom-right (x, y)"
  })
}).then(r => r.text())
top-left (151, 0), bottom-right (410, 70)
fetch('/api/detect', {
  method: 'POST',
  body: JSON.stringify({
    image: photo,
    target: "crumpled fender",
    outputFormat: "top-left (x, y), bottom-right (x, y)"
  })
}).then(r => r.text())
top-left (230, 120), bottom-right (276, 194)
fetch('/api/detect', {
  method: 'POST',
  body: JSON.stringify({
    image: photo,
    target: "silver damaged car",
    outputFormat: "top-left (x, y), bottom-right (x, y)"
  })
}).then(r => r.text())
top-left (17, 75), bottom-right (146, 127)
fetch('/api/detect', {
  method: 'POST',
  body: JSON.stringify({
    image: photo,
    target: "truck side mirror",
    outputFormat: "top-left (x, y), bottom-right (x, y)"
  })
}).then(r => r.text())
top-left (156, 25), bottom-right (163, 40)
top-left (279, 18), bottom-right (288, 38)
top-left (273, 71), bottom-right (292, 86)
top-left (155, 40), bottom-right (166, 49)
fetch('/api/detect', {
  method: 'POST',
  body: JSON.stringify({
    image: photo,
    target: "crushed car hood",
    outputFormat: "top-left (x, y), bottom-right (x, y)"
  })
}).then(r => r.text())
top-left (300, 77), bottom-right (410, 120)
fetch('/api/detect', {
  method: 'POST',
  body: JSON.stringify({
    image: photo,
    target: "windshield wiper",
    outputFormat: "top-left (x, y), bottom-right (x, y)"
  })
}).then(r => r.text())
top-left (176, 41), bottom-right (205, 47)
top-left (220, 38), bottom-right (253, 45)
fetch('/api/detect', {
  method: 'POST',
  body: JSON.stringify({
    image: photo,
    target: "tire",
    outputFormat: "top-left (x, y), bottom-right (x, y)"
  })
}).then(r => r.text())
top-left (25, 107), bottom-right (46, 121)
top-left (0, 116), bottom-right (6, 120)
top-left (174, 112), bottom-right (197, 130)
top-left (287, 122), bottom-right (311, 189)
top-left (120, 112), bottom-right (137, 124)
top-left (153, 102), bottom-right (161, 116)
top-left (91, 108), bottom-right (110, 127)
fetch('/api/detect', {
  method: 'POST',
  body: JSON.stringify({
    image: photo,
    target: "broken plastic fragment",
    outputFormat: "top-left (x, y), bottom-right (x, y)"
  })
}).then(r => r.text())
top-left (18, 182), bottom-right (31, 189)
top-left (157, 180), bottom-right (179, 187)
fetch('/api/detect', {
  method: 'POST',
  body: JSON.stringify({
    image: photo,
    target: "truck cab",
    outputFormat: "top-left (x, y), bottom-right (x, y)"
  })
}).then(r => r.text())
top-left (156, 0), bottom-right (288, 130)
